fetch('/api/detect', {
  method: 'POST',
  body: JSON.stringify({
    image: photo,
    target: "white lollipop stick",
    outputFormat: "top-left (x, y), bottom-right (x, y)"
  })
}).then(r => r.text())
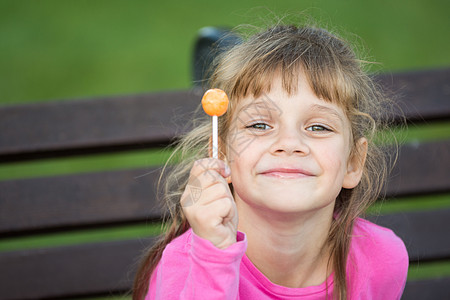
top-left (212, 115), bottom-right (218, 159)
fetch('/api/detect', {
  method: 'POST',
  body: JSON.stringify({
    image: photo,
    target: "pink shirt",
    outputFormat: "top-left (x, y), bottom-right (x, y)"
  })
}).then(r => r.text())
top-left (146, 218), bottom-right (408, 299)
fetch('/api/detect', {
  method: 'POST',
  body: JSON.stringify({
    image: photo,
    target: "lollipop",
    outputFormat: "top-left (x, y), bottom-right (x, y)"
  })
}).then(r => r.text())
top-left (201, 88), bottom-right (229, 159)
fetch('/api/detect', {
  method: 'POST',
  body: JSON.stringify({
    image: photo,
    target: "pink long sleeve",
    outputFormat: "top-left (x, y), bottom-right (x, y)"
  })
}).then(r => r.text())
top-left (346, 219), bottom-right (409, 299)
top-left (146, 229), bottom-right (247, 300)
top-left (145, 218), bottom-right (408, 299)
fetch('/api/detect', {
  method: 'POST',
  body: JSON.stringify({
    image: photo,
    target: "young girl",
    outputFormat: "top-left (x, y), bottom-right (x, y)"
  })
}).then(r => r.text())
top-left (133, 24), bottom-right (408, 299)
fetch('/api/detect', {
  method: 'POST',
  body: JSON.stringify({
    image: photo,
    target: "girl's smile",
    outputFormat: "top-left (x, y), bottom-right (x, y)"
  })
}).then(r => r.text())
top-left (258, 167), bottom-right (315, 179)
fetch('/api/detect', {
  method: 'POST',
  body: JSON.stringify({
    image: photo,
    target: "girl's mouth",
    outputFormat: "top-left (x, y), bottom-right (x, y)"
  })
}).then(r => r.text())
top-left (260, 168), bottom-right (314, 179)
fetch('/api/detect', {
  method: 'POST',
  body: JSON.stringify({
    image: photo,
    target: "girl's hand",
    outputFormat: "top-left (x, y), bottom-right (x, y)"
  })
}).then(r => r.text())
top-left (181, 158), bottom-right (238, 249)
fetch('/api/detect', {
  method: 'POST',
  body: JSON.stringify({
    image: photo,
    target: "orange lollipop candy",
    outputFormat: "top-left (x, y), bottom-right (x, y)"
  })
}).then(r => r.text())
top-left (201, 89), bottom-right (229, 158)
top-left (201, 88), bottom-right (229, 116)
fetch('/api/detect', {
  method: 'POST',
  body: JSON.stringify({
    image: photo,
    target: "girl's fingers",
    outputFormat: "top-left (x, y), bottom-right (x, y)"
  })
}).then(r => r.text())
top-left (181, 177), bottom-right (231, 207)
top-left (180, 157), bottom-right (238, 249)
top-left (182, 158), bottom-right (231, 207)
top-left (190, 196), bottom-right (234, 228)
top-left (189, 158), bottom-right (231, 180)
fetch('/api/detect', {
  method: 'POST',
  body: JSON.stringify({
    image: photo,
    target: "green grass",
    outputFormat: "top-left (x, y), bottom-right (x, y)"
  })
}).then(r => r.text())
top-left (0, 222), bottom-right (163, 253)
top-left (382, 121), bottom-right (450, 145)
top-left (1, 0), bottom-right (449, 105)
top-left (402, 122), bottom-right (450, 143)
top-left (408, 260), bottom-right (450, 281)
top-left (368, 193), bottom-right (450, 215)
top-left (0, 148), bottom-right (175, 181)
top-left (70, 296), bottom-right (131, 300)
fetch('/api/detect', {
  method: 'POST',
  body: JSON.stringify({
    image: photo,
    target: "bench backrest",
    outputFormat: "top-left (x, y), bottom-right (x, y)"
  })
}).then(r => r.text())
top-left (0, 68), bottom-right (449, 299)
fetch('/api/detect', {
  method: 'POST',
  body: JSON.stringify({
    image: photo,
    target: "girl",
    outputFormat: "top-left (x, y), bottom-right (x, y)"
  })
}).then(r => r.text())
top-left (133, 24), bottom-right (408, 299)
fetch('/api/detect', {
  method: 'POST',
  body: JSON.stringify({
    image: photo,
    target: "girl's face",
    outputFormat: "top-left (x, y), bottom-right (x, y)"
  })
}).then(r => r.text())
top-left (226, 74), bottom-right (366, 217)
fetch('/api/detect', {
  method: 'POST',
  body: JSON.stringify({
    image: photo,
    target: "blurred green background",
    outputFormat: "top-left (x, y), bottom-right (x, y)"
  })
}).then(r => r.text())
top-left (1, 0), bottom-right (449, 105)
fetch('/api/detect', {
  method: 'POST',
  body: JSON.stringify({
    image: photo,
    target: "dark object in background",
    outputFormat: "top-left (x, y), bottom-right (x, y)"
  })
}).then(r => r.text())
top-left (192, 27), bottom-right (242, 86)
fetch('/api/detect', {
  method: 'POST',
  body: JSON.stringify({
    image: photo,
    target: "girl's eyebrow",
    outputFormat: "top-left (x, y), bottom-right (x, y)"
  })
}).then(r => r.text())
top-left (309, 104), bottom-right (344, 123)
top-left (237, 100), bottom-right (280, 119)
top-left (241, 100), bottom-right (277, 112)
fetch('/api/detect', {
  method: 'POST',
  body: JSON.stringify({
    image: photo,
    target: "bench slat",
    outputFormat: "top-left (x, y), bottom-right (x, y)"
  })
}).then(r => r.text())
top-left (0, 167), bottom-right (162, 235)
top-left (0, 238), bottom-right (156, 300)
top-left (375, 67), bottom-right (450, 123)
top-left (385, 139), bottom-right (450, 197)
top-left (403, 277), bottom-right (450, 300)
top-left (0, 89), bottom-right (201, 162)
top-left (1, 140), bottom-right (449, 235)
top-left (369, 208), bottom-right (450, 262)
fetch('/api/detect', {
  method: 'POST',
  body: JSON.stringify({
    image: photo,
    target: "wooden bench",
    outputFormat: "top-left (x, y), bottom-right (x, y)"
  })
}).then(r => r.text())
top-left (0, 67), bottom-right (449, 299)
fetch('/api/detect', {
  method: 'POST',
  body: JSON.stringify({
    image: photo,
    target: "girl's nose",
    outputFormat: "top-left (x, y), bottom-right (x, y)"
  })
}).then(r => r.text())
top-left (270, 127), bottom-right (310, 156)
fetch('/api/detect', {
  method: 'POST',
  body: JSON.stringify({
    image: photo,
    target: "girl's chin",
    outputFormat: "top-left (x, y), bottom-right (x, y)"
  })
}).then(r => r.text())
top-left (244, 197), bottom-right (324, 214)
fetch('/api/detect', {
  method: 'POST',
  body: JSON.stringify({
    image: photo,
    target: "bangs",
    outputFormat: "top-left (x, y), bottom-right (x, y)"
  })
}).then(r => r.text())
top-left (215, 26), bottom-right (359, 112)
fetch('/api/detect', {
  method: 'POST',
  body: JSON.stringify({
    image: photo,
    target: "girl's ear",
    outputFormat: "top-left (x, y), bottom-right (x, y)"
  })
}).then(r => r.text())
top-left (343, 137), bottom-right (368, 189)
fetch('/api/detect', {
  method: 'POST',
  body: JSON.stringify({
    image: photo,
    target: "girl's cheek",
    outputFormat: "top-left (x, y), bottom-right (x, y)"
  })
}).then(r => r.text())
top-left (227, 132), bottom-right (258, 157)
top-left (314, 144), bottom-right (344, 169)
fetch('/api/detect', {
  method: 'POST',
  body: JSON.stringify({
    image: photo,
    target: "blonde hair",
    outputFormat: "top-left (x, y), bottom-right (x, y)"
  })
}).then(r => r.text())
top-left (133, 24), bottom-right (394, 300)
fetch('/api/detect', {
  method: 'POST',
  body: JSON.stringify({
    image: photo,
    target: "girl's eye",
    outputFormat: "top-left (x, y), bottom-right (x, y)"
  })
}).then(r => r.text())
top-left (306, 125), bottom-right (331, 132)
top-left (246, 122), bottom-right (271, 130)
